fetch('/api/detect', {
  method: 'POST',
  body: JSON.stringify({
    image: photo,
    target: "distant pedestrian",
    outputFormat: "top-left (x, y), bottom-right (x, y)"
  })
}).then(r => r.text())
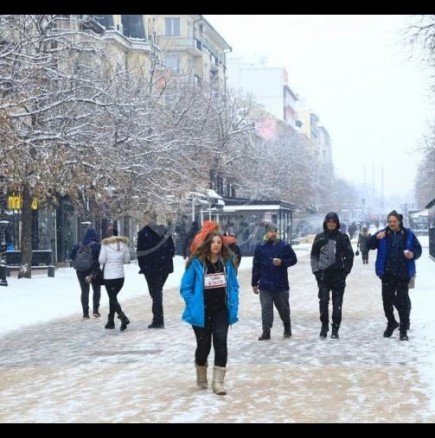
top-left (368, 210), bottom-right (422, 341)
top-left (252, 223), bottom-right (298, 340)
top-left (348, 222), bottom-right (357, 240)
top-left (180, 230), bottom-right (239, 395)
top-left (310, 212), bottom-right (354, 339)
top-left (70, 228), bottom-right (101, 319)
top-left (182, 221), bottom-right (200, 260)
top-left (223, 232), bottom-right (242, 272)
top-left (99, 228), bottom-right (131, 331)
top-left (357, 226), bottom-right (371, 264)
top-left (137, 210), bottom-right (175, 329)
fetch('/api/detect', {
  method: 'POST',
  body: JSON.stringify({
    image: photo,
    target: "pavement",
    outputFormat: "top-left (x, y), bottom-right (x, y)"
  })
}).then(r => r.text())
top-left (0, 244), bottom-right (434, 423)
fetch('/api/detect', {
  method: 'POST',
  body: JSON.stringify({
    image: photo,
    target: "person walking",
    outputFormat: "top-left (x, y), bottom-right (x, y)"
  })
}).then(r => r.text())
top-left (310, 212), bottom-right (354, 339)
top-left (251, 223), bottom-right (298, 341)
top-left (357, 226), bottom-right (371, 264)
top-left (99, 228), bottom-right (131, 331)
top-left (70, 227), bottom-right (101, 319)
top-left (182, 221), bottom-right (200, 260)
top-left (368, 210), bottom-right (422, 341)
top-left (137, 210), bottom-right (175, 329)
top-left (224, 232), bottom-right (242, 272)
top-left (180, 230), bottom-right (239, 395)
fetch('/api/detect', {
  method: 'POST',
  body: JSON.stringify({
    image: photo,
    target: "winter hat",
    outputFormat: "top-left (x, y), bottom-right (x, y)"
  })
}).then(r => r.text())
top-left (265, 223), bottom-right (278, 232)
top-left (387, 210), bottom-right (403, 222)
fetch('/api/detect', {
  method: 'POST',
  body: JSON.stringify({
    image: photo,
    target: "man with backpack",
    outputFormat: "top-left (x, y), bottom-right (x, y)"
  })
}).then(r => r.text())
top-left (70, 227), bottom-right (102, 319)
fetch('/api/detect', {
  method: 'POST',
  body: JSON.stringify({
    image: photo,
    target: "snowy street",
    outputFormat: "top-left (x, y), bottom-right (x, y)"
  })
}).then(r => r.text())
top-left (0, 238), bottom-right (434, 423)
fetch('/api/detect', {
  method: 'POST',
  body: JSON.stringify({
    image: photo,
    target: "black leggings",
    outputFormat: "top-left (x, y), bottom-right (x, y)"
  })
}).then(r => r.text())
top-left (193, 307), bottom-right (229, 368)
top-left (104, 278), bottom-right (125, 317)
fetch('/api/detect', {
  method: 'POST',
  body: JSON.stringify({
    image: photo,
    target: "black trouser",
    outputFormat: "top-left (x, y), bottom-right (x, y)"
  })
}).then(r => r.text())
top-left (104, 278), bottom-right (125, 317)
top-left (259, 289), bottom-right (290, 332)
top-left (77, 272), bottom-right (101, 316)
top-left (381, 274), bottom-right (410, 330)
top-left (361, 250), bottom-right (369, 263)
top-left (144, 272), bottom-right (169, 325)
top-left (317, 271), bottom-right (346, 329)
top-left (193, 306), bottom-right (229, 368)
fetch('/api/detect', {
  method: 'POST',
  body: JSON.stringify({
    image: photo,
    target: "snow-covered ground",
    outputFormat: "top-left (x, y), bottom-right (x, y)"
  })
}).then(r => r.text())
top-left (0, 236), bottom-right (434, 422)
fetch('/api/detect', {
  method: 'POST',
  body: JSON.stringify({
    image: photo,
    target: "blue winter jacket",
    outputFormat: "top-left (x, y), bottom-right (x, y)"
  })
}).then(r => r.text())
top-left (368, 226), bottom-right (422, 279)
top-left (252, 238), bottom-right (298, 290)
top-left (180, 257), bottom-right (239, 328)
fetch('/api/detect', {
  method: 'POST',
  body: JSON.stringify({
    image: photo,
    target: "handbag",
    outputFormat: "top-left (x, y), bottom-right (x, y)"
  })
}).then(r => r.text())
top-left (91, 265), bottom-right (105, 286)
top-left (355, 250), bottom-right (360, 256)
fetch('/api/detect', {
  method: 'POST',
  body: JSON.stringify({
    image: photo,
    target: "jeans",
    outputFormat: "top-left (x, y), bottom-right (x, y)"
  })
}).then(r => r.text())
top-left (317, 271), bottom-right (346, 329)
top-left (382, 274), bottom-right (410, 330)
top-left (144, 271), bottom-right (169, 325)
top-left (77, 272), bottom-right (101, 316)
top-left (193, 306), bottom-right (229, 367)
top-left (259, 289), bottom-right (290, 332)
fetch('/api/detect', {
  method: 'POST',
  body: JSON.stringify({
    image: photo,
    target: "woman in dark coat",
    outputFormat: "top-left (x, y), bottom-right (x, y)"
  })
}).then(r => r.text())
top-left (70, 228), bottom-right (101, 319)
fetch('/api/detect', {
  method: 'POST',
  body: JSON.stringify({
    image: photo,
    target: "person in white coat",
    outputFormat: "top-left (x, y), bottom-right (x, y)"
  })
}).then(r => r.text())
top-left (98, 228), bottom-right (131, 331)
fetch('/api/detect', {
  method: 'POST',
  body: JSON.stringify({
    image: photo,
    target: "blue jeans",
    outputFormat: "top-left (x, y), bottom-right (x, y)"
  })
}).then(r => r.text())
top-left (259, 289), bottom-right (290, 332)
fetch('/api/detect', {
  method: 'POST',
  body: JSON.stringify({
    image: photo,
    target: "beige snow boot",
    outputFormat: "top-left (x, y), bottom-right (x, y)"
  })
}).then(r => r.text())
top-left (212, 366), bottom-right (227, 395)
top-left (195, 362), bottom-right (208, 389)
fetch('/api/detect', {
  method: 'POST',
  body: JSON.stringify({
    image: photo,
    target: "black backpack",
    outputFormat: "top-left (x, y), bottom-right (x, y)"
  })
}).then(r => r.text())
top-left (72, 244), bottom-right (94, 272)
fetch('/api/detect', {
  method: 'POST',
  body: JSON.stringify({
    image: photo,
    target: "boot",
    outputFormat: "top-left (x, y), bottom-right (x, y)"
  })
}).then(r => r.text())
top-left (283, 321), bottom-right (292, 338)
top-left (105, 314), bottom-right (115, 329)
top-left (195, 362), bottom-right (208, 389)
top-left (319, 324), bottom-right (328, 338)
top-left (119, 312), bottom-right (130, 331)
top-left (258, 330), bottom-right (271, 341)
top-left (383, 320), bottom-right (399, 338)
top-left (331, 324), bottom-right (339, 339)
top-left (212, 366), bottom-right (227, 395)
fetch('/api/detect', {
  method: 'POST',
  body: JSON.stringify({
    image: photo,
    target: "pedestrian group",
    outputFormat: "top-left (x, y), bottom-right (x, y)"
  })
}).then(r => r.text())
top-left (70, 209), bottom-right (422, 396)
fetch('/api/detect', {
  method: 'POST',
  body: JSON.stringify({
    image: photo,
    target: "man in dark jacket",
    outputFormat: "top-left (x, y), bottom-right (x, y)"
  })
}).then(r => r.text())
top-left (311, 212), bottom-right (354, 339)
top-left (136, 210), bottom-right (175, 329)
top-left (182, 221), bottom-right (199, 260)
top-left (252, 223), bottom-right (298, 340)
top-left (368, 210), bottom-right (422, 341)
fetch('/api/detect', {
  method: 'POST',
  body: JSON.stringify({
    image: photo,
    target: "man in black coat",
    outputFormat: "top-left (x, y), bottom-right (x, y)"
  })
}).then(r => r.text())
top-left (136, 210), bottom-right (175, 329)
top-left (310, 212), bottom-right (354, 339)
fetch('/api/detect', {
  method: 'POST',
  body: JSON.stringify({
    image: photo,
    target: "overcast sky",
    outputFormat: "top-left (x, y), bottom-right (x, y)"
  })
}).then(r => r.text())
top-left (205, 15), bottom-right (434, 202)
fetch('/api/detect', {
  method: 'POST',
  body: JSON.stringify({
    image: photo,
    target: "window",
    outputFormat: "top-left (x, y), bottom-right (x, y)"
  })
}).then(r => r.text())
top-left (121, 15), bottom-right (145, 39)
top-left (165, 17), bottom-right (180, 36)
top-left (165, 54), bottom-right (180, 73)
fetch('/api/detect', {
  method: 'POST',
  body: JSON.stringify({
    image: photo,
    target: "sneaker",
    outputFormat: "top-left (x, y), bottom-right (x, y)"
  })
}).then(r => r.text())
top-left (283, 330), bottom-right (292, 338)
top-left (82, 314), bottom-right (90, 320)
top-left (383, 321), bottom-right (399, 338)
top-left (258, 331), bottom-right (271, 341)
top-left (400, 331), bottom-right (409, 341)
top-left (319, 326), bottom-right (328, 338)
top-left (92, 312), bottom-right (101, 318)
top-left (148, 323), bottom-right (164, 329)
top-left (331, 330), bottom-right (339, 339)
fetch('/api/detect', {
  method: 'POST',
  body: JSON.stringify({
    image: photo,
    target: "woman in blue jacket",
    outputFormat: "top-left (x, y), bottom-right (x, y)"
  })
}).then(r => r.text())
top-left (180, 230), bottom-right (239, 396)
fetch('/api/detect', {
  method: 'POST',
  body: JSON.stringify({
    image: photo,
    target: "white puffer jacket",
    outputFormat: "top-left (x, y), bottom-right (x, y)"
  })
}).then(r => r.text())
top-left (98, 236), bottom-right (130, 280)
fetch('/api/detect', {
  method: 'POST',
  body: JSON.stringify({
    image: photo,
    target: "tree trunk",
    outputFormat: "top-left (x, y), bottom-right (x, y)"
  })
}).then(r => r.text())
top-left (19, 184), bottom-right (33, 279)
